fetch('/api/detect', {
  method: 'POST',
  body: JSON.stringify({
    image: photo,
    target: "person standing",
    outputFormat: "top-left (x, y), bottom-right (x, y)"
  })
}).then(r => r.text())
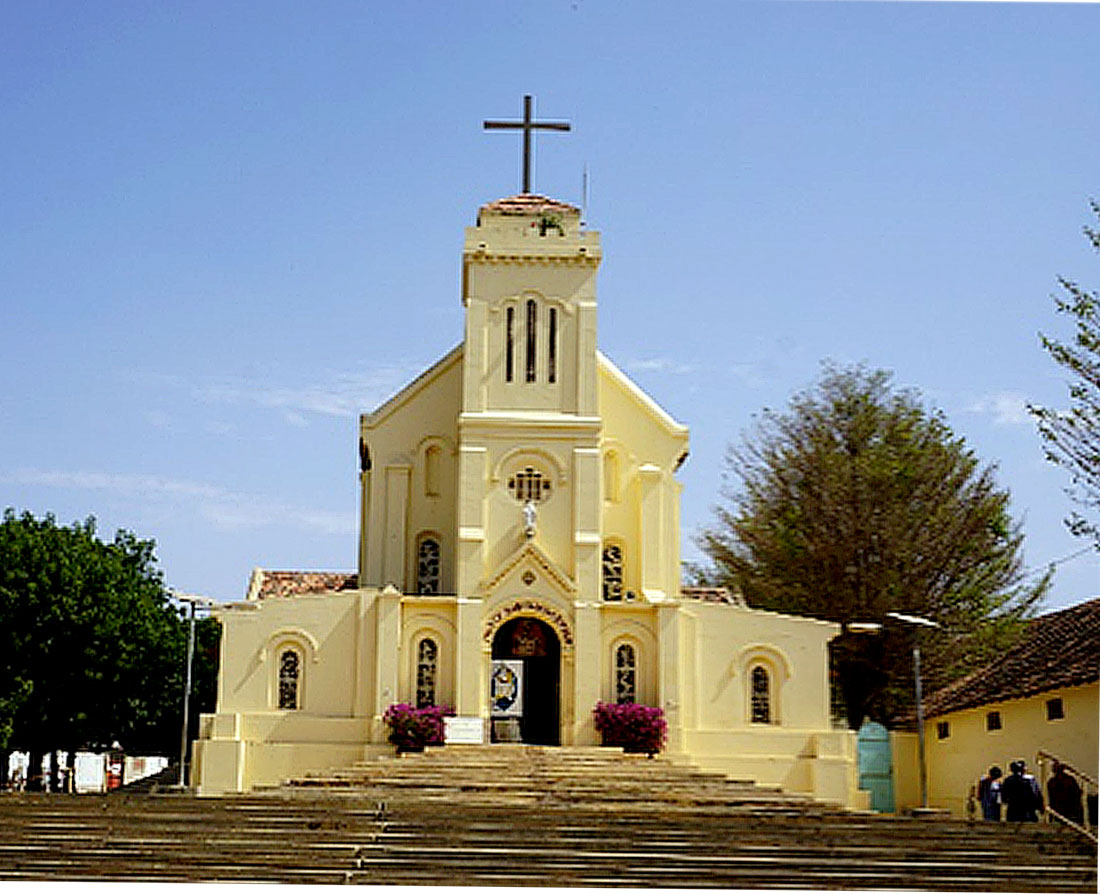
top-left (977, 766), bottom-right (1004, 821)
top-left (1047, 761), bottom-right (1084, 824)
top-left (1001, 760), bottom-right (1043, 822)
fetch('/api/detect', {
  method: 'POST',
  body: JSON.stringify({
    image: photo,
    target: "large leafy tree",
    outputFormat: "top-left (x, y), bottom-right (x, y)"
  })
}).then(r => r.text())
top-left (694, 365), bottom-right (1047, 729)
top-left (0, 509), bottom-right (219, 782)
top-left (1030, 199), bottom-right (1100, 548)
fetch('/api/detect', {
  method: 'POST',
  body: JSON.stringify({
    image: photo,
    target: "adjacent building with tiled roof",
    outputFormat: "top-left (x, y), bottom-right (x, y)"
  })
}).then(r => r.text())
top-left (895, 597), bottom-right (1100, 818)
top-left (245, 569), bottom-right (358, 601)
top-left (924, 597), bottom-right (1100, 718)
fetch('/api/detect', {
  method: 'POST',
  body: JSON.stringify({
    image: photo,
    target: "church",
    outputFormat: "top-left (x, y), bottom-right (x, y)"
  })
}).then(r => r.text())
top-left (192, 119), bottom-right (866, 807)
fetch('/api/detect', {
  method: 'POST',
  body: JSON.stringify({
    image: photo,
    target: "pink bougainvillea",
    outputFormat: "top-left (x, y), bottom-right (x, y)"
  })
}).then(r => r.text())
top-left (382, 703), bottom-right (455, 751)
top-left (593, 701), bottom-right (667, 755)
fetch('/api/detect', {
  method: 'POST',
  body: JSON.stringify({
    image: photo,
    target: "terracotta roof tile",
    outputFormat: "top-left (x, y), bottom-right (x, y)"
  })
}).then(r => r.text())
top-left (924, 597), bottom-right (1100, 717)
top-left (680, 586), bottom-right (747, 607)
top-left (480, 194), bottom-right (580, 216)
top-left (248, 569), bottom-right (358, 600)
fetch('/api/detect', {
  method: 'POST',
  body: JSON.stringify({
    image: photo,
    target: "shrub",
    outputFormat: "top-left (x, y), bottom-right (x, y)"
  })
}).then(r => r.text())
top-left (382, 703), bottom-right (455, 751)
top-left (593, 701), bottom-right (667, 755)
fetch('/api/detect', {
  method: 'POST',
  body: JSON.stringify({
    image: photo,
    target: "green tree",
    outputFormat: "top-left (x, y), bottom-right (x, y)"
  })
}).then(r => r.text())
top-left (694, 364), bottom-right (1047, 729)
top-left (1030, 199), bottom-right (1100, 548)
top-left (0, 509), bottom-right (219, 780)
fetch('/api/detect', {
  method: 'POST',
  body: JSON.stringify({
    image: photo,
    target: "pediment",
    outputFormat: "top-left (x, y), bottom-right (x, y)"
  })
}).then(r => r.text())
top-left (481, 540), bottom-right (576, 599)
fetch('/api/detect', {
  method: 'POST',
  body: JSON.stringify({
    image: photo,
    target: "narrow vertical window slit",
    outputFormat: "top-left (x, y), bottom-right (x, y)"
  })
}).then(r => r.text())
top-left (548, 307), bottom-right (557, 383)
top-left (505, 307), bottom-right (514, 382)
top-left (525, 299), bottom-right (537, 383)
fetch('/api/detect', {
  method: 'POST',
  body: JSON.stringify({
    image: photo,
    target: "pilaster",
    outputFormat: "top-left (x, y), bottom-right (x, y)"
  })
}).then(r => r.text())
top-left (382, 465), bottom-right (411, 590)
top-left (638, 464), bottom-right (664, 600)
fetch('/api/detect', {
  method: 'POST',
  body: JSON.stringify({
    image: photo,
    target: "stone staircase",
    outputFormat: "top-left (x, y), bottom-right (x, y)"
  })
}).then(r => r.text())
top-left (0, 744), bottom-right (1095, 889)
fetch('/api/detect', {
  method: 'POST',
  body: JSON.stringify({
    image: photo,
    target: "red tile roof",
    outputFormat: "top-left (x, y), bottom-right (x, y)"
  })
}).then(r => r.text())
top-left (680, 586), bottom-right (747, 607)
top-left (480, 194), bottom-right (580, 216)
top-left (248, 569), bottom-right (358, 600)
top-left (924, 597), bottom-right (1100, 717)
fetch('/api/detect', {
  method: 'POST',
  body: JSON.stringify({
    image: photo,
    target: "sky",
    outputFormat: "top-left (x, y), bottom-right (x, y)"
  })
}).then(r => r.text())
top-left (2, 1), bottom-right (1097, 612)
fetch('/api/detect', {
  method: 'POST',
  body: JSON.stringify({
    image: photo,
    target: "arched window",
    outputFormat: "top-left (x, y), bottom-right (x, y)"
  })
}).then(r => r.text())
top-left (525, 299), bottom-right (537, 383)
top-left (750, 665), bottom-right (771, 724)
top-left (505, 306), bottom-right (515, 382)
top-left (278, 649), bottom-right (301, 710)
top-left (615, 643), bottom-right (637, 704)
top-left (602, 543), bottom-right (624, 601)
top-left (416, 638), bottom-right (438, 708)
top-left (424, 446), bottom-right (441, 497)
top-left (417, 536), bottom-right (441, 594)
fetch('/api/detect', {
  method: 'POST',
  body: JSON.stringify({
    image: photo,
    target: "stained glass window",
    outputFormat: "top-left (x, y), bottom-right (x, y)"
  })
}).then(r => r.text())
top-left (602, 543), bottom-right (624, 601)
top-left (416, 638), bottom-right (438, 708)
top-left (615, 643), bottom-right (636, 704)
top-left (750, 665), bottom-right (770, 724)
top-left (278, 650), bottom-right (300, 710)
top-left (417, 537), bottom-right (441, 594)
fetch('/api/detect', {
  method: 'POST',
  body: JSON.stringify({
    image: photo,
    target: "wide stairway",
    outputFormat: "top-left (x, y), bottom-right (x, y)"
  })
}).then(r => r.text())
top-left (0, 744), bottom-right (1095, 889)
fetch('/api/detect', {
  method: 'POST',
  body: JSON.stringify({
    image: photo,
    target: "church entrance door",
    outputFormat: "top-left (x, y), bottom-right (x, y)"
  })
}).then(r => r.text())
top-left (491, 617), bottom-right (560, 745)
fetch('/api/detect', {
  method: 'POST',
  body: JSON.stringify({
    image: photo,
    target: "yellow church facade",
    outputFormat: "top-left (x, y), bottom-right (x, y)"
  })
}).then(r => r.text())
top-left (192, 194), bottom-right (867, 808)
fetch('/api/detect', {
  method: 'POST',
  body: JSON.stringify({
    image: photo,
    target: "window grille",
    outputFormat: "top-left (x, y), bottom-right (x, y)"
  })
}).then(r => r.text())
top-left (416, 638), bottom-right (438, 709)
top-left (1046, 697), bottom-right (1065, 721)
top-left (417, 537), bottom-right (441, 594)
top-left (615, 643), bottom-right (636, 704)
top-left (602, 543), bottom-right (624, 601)
top-left (278, 650), bottom-right (300, 710)
top-left (936, 721), bottom-right (950, 740)
top-left (750, 666), bottom-right (770, 723)
top-left (508, 466), bottom-right (551, 503)
top-left (986, 711), bottom-right (1002, 731)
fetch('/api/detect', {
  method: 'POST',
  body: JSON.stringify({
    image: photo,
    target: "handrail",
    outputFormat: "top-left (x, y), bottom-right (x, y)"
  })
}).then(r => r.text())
top-left (1045, 805), bottom-right (1099, 845)
top-left (1036, 749), bottom-right (1097, 838)
top-left (1038, 749), bottom-right (1097, 789)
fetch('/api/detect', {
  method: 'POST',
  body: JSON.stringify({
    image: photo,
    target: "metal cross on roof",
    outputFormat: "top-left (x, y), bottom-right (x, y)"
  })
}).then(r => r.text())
top-left (484, 95), bottom-right (571, 194)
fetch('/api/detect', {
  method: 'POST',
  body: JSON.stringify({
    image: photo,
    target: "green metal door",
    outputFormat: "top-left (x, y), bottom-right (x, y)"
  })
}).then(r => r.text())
top-left (857, 720), bottom-right (895, 813)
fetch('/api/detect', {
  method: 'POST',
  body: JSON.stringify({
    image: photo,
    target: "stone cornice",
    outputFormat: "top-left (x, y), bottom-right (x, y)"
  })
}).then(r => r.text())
top-left (463, 252), bottom-right (600, 267)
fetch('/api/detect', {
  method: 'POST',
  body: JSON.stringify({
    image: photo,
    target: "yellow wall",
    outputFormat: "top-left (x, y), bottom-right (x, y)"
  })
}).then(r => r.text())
top-left (892, 684), bottom-right (1098, 816)
top-left (194, 195), bottom-right (862, 807)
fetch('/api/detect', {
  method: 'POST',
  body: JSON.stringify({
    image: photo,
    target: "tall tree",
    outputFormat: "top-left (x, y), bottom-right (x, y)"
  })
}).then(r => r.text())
top-left (1030, 199), bottom-right (1100, 548)
top-left (0, 509), bottom-right (219, 774)
top-left (694, 365), bottom-right (1047, 728)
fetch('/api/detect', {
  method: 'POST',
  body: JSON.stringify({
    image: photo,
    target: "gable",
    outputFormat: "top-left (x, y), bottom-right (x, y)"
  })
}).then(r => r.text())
top-left (362, 343), bottom-right (464, 429)
top-left (597, 352), bottom-right (689, 470)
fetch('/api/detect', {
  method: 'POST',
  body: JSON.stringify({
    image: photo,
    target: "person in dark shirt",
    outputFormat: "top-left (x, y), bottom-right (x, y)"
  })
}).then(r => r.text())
top-left (1001, 760), bottom-right (1043, 822)
top-left (1047, 761), bottom-right (1084, 824)
top-left (977, 766), bottom-right (1003, 821)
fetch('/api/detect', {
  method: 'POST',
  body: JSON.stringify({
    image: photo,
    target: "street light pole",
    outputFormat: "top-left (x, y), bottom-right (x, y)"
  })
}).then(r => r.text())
top-left (849, 610), bottom-right (940, 812)
top-left (179, 600), bottom-right (196, 787)
top-left (171, 592), bottom-right (217, 789)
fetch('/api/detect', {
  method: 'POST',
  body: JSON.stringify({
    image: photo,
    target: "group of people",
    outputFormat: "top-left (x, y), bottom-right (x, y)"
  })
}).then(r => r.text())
top-left (976, 760), bottom-right (1085, 824)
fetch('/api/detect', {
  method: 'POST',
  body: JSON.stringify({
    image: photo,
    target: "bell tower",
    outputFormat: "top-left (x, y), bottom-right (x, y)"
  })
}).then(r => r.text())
top-left (460, 194), bottom-right (601, 415)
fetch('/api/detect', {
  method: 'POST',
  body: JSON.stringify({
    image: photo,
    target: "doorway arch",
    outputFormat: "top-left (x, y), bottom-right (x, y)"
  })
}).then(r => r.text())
top-left (491, 617), bottom-right (561, 745)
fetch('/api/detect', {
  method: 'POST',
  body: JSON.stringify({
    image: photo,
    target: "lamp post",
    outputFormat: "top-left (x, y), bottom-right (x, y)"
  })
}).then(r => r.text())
top-left (848, 610), bottom-right (940, 811)
top-left (170, 591), bottom-right (217, 788)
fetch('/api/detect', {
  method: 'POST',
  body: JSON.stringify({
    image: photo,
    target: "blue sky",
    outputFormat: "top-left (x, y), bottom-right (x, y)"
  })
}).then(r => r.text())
top-left (2, 1), bottom-right (1097, 611)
